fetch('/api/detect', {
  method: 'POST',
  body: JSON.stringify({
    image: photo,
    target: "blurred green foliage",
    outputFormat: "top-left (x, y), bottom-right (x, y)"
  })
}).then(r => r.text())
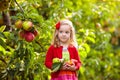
top-left (0, 0), bottom-right (120, 80)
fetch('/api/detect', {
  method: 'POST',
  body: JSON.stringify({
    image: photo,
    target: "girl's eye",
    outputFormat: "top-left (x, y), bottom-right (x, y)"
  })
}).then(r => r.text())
top-left (59, 31), bottom-right (63, 33)
top-left (66, 31), bottom-right (70, 34)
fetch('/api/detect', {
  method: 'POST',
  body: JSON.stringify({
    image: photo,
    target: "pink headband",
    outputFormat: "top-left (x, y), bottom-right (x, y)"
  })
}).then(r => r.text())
top-left (55, 21), bottom-right (60, 30)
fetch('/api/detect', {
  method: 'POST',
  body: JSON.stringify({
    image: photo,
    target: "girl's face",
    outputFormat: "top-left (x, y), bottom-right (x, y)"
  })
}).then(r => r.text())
top-left (58, 24), bottom-right (71, 44)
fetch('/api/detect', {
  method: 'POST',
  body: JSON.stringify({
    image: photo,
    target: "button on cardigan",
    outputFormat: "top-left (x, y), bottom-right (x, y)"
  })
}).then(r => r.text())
top-left (44, 45), bottom-right (81, 78)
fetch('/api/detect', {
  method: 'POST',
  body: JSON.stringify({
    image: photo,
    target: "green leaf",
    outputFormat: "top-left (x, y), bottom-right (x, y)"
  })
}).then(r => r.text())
top-left (0, 38), bottom-right (7, 49)
top-left (0, 45), bottom-right (6, 54)
top-left (82, 43), bottom-right (90, 53)
top-left (3, 32), bottom-right (10, 38)
top-left (80, 66), bottom-right (85, 75)
top-left (86, 36), bottom-right (95, 43)
top-left (0, 25), bottom-right (6, 32)
top-left (0, 32), bottom-right (6, 38)
top-left (51, 62), bottom-right (62, 72)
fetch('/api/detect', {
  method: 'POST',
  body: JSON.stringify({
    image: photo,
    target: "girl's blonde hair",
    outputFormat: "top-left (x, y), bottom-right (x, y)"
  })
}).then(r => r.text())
top-left (51, 19), bottom-right (78, 48)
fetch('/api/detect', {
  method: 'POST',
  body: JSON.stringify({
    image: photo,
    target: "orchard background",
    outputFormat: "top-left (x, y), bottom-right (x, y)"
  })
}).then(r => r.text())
top-left (0, 0), bottom-right (120, 80)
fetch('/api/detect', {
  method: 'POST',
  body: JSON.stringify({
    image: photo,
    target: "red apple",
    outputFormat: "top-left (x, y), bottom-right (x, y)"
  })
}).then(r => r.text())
top-left (15, 20), bottom-right (23, 29)
top-left (19, 30), bottom-right (25, 39)
top-left (33, 29), bottom-right (38, 36)
top-left (22, 21), bottom-right (33, 31)
top-left (24, 32), bottom-right (35, 42)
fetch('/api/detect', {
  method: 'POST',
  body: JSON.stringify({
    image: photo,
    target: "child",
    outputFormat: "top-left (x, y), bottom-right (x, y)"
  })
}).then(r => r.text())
top-left (45, 19), bottom-right (81, 80)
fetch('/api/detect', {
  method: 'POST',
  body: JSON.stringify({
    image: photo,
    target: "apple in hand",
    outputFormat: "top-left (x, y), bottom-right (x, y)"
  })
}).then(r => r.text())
top-left (53, 58), bottom-right (60, 63)
top-left (22, 21), bottom-right (33, 31)
top-left (24, 32), bottom-right (35, 42)
top-left (15, 20), bottom-right (23, 29)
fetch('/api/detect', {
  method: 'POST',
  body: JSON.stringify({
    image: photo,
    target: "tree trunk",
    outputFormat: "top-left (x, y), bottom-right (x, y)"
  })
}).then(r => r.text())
top-left (2, 11), bottom-right (12, 31)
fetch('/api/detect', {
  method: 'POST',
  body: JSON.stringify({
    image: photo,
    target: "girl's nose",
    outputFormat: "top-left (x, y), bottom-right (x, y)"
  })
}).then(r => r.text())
top-left (62, 32), bottom-right (66, 36)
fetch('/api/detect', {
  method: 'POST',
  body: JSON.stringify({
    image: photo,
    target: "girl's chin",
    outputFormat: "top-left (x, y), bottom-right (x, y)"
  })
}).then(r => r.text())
top-left (60, 41), bottom-right (68, 43)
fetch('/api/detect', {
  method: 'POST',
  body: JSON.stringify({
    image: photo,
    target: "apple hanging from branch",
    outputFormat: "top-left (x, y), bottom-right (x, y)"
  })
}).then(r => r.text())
top-left (19, 30), bottom-right (25, 39)
top-left (15, 20), bottom-right (23, 29)
top-left (24, 31), bottom-right (35, 42)
top-left (22, 21), bottom-right (33, 31)
top-left (16, 20), bottom-right (39, 42)
top-left (32, 29), bottom-right (38, 36)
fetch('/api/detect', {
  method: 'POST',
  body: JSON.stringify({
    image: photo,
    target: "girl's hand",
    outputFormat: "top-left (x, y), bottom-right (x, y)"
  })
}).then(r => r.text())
top-left (61, 61), bottom-right (76, 71)
top-left (66, 63), bottom-right (76, 71)
top-left (61, 62), bottom-right (68, 70)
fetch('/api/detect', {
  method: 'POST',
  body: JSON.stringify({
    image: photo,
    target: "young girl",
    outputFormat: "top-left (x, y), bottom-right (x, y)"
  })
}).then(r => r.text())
top-left (45, 19), bottom-right (81, 80)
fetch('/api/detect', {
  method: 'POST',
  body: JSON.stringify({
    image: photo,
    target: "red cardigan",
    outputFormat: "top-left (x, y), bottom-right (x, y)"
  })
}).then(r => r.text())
top-left (44, 45), bottom-right (81, 78)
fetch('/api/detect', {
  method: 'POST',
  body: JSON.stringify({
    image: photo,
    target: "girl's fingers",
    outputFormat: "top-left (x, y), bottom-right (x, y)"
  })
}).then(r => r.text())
top-left (68, 64), bottom-right (76, 71)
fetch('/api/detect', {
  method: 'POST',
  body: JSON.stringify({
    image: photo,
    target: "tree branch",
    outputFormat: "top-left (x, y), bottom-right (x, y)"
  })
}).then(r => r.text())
top-left (14, 0), bottom-right (24, 14)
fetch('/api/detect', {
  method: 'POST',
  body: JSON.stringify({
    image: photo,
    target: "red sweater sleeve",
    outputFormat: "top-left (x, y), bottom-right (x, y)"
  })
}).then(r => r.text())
top-left (44, 45), bottom-right (53, 69)
top-left (74, 47), bottom-right (82, 70)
